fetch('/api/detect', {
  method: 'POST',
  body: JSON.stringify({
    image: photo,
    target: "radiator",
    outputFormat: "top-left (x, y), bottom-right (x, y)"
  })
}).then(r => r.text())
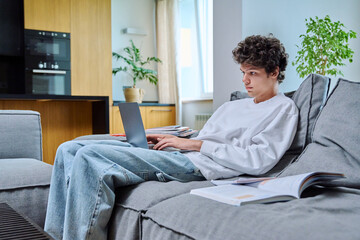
top-left (195, 113), bottom-right (212, 130)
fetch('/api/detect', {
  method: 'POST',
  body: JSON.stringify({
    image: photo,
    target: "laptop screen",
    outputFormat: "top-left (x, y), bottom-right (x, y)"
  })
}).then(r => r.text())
top-left (118, 102), bottom-right (149, 149)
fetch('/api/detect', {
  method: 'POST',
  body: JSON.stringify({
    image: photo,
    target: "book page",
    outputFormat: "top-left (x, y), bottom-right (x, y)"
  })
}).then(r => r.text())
top-left (257, 172), bottom-right (344, 198)
top-left (190, 184), bottom-right (294, 206)
top-left (257, 173), bottom-right (314, 198)
top-left (211, 177), bottom-right (274, 186)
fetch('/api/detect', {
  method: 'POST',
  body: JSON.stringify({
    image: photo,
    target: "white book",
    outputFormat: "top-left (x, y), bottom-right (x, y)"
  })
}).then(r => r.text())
top-left (190, 172), bottom-right (344, 206)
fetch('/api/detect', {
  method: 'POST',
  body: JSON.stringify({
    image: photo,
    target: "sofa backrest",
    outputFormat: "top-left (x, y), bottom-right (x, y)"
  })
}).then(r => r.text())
top-left (0, 110), bottom-right (43, 161)
top-left (279, 78), bottom-right (360, 188)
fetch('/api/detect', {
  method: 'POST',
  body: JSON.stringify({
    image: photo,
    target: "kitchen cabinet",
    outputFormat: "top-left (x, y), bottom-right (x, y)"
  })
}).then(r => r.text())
top-left (70, 0), bottom-right (112, 132)
top-left (0, 0), bottom-right (24, 56)
top-left (23, 0), bottom-right (112, 98)
top-left (70, 0), bottom-right (112, 98)
top-left (0, 0), bottom-right (25, 94)
top-left (144, 106), bottom-right (176, 129)
top-left (24, 0), bottom-right (71, 32)
top-left (23, 0), bottom-right (113, 132)
top-left (111, 105), bottom-right (176, 134)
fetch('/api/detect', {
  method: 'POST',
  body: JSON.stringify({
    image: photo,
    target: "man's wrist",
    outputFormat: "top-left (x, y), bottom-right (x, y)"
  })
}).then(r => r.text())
top-left (191, 139), bottom-right (203, 151)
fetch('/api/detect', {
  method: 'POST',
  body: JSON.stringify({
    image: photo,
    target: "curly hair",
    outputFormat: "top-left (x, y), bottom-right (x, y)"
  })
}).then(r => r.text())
top-left (232, 35), bottom-right (288, 83)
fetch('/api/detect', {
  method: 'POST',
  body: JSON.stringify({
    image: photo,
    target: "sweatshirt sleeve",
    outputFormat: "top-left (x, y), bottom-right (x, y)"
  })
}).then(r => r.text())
top-left (199, 111), bottom-right (298, 175)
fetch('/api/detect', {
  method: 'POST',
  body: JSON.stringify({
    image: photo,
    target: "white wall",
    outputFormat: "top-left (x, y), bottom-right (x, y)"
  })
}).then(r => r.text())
top-left (213, 0), bottom-right (243, 111)
top-left (242, 0), bottom-right (360, 92)
top-left (111, 0), bottom-right (158, 102)
top-left (182, 100), bottom-right (213, 130)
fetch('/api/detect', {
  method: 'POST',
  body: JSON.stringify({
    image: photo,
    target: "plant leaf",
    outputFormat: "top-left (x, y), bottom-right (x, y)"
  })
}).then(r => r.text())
top-left (293, 15), bottom-right (357, 78)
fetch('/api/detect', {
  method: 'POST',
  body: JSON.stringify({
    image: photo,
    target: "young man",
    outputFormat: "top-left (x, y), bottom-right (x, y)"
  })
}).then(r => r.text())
top-left (45, 35), bottom-right (298, 240)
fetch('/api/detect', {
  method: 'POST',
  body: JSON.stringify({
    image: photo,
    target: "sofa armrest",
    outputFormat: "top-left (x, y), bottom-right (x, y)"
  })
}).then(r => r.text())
top-left (0, 110), bottom-right (42, 161)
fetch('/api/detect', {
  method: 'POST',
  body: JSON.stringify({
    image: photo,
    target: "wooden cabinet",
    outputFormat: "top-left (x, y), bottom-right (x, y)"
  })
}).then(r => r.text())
top-left (70, 0), bottom-right (113, 132)
top-left (70, 0), bottom-right (112, 98)
top-left (111, 105), bottom-right (176, 134)
top-left (144, 106), bottom-right (176, 129)
top-left (24, 0), bottom-right (71, 32)
top-left (23, 0), bottom-right (113, 137)
top-left (23, 0), bottom-right (112, 98)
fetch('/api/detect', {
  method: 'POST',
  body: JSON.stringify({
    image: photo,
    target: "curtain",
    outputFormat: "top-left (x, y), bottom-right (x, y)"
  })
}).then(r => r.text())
top-left (155, 0), bottom-right (182, 124)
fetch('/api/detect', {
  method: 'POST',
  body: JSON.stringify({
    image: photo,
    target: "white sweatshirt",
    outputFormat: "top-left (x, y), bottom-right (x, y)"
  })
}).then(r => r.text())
top-left (184, 93), bottom-right (299, 180)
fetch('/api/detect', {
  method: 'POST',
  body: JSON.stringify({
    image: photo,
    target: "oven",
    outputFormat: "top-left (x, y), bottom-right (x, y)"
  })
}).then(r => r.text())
top-left (25, 68), bottom-right (70, 95)
top-left (24, 29), bottom-right (71, 95)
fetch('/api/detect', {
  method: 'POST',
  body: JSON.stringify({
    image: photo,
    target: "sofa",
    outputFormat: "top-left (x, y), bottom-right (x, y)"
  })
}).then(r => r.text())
top-left (3, 73), bottom-right (360, 240)
top-left (74, 74), bottom-right (360, 239)
top-left (0, 110), bottom-right (52, 228)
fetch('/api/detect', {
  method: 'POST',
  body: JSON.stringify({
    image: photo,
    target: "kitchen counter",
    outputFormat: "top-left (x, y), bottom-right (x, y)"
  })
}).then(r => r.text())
top-left (113, 101), bottom-right (175, 107)
top-left (0, 94), bottom-right (109, 133)
top-left (0, 94), bottom-right (109, 164)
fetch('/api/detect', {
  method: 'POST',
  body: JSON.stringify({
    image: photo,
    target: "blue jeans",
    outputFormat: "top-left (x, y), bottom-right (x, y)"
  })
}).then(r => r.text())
top-left (44, 140), bottom-right (204, 240)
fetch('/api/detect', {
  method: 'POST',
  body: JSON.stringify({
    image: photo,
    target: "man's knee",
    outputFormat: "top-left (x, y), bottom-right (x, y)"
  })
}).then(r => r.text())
top-left (73, 144), bottom-right (120, 168)
top-left (74, 144), bottom-right (101, 160)
top-left (57, 140), bottom-right (84, 154)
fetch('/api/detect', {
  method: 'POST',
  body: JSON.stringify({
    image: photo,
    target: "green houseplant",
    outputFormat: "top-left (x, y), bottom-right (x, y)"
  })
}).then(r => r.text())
top-left (112, 40), bottom-right (161, 103)
top-left (292, 15), bottom-right (357, 78)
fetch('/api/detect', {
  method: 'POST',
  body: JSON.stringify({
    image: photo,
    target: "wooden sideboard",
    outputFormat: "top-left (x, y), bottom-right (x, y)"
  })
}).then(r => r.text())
top-left (0, 94), bottom-right (109, 164)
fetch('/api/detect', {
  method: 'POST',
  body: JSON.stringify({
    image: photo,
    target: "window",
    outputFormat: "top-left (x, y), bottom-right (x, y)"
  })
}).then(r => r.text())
top-left (179, 0), bottom-right (213, 100)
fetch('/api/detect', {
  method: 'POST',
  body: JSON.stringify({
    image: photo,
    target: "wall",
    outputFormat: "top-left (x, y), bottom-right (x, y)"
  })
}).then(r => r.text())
top-left (182, 100), bottom-right (213, 130)
top-left (242, 0), bottom-right (360, 92)
top-left (111, 0), bottom-right (158, 102)
top-left (213, 0), bottom-right (243, 111)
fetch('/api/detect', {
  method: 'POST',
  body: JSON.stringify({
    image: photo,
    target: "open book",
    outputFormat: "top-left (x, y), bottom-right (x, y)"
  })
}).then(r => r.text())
top-left (190, 172), bottom-right (344, 206)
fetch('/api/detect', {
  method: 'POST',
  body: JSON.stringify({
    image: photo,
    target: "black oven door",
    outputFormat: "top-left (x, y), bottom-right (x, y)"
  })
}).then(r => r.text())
top-left (26, 69), bottom-right (71, 95)
top-left (24, 30), bottom-right (70, 62)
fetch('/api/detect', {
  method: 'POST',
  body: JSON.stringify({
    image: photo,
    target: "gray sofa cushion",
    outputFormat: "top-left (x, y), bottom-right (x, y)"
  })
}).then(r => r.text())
top-left (0, 158), bottom-right (52, 227)
top-left (0, 110), bottom-right (42, 161)
top-left (0, 158), bottom-right (52, 190)
top-left (279, 79), bottom-right (360, 188)
top-left (108, 181), bottom-right (212, 240)
top-left (142, 187), bottom-right (360, 240)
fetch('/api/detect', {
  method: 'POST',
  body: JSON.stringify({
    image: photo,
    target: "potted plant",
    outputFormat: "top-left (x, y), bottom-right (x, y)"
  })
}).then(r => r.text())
top-left (112, 40), bottom-right (162, 103)
top-left (292, 15), bottom-right (357, 78)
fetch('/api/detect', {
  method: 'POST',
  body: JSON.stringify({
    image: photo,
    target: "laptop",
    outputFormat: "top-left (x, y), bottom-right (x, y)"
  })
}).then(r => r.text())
top-left (118, 102), bottom-right (180, 151)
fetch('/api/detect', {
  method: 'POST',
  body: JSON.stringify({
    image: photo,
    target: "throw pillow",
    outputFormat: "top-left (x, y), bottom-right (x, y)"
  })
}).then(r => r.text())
top-left (279, 79), bottom-right (360, 188)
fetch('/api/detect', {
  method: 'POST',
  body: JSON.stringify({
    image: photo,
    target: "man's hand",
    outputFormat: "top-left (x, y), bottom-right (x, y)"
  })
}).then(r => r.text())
top-left (146, 134), bottom-right (203, 151)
